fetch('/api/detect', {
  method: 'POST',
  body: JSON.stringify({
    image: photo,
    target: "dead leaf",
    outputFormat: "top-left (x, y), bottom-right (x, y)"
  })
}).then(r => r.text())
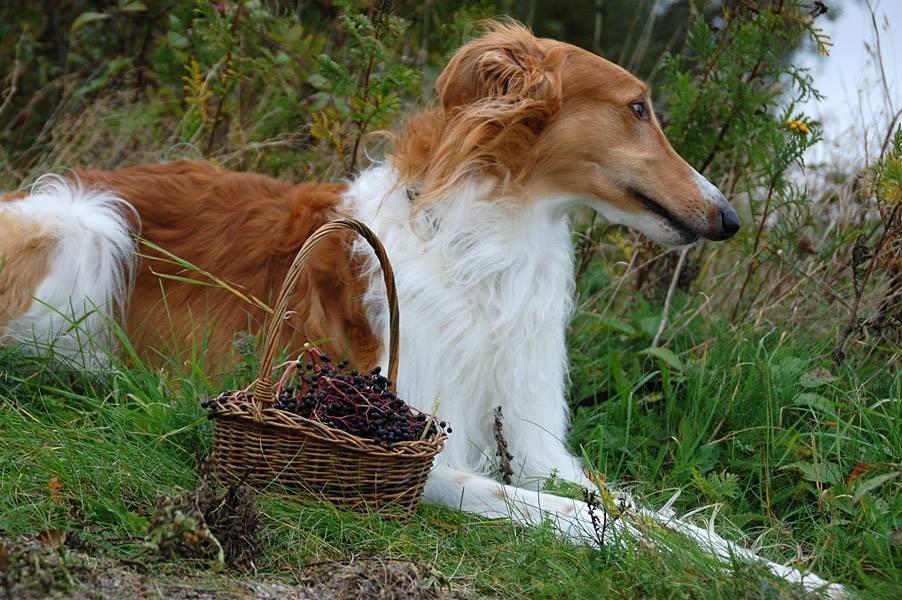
top-left (48, 476), bottom-right (62, 499)
top-left (585, 468), bottom-right (607, 490)
top-left (891, 529), bottom-right (902, 547)
top-left (37, 528), bottom-right (66, 549)
top-left (847, 462), bottom-right (878, 484)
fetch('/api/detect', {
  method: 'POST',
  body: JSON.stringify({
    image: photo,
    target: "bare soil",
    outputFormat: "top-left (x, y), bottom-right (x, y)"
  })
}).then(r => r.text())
top-left (1, 535), bottom-right (464, 599)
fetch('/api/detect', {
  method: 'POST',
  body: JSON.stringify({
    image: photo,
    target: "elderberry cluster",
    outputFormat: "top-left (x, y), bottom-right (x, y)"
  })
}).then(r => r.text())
top-left (206, 354), bottom-right (449, 449)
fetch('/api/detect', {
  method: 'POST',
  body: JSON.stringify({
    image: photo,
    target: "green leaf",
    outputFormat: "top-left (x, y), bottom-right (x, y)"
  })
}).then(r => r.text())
top-left (120, 1), bottom-right (147, 12)
top-left (76, 57), bottom-right (133, 97)
top-left (784, 461), bottom-right (843, 486)
top-left (792, 392), bottom-right (832, 412)
top-left (542, 475), bottom-right (585, 501)
top-left (307, 73), bottom-right (328, 89)
top-left (772, 356), bottom-right (805, 378)
top-left (639, 315), bottom-right (661, 338)
top-left (695, 443), bottom-right (720, 473)
top-left (799, 368), bottom-right (837, 388)
top-left (307, 92), bottom-right (331, 112)
top-left (640, 346), bottom-right (684, 371)
top-left (167, 30), bottom-right (189, 49)
top-left (596, 318), bottom-right (636, 337)
top-left (333, 96), bottom-right (351, 119)
top-left (71, 12), bottom-right (110, 32)
top-left (852, 472), bottom-right (899, 504)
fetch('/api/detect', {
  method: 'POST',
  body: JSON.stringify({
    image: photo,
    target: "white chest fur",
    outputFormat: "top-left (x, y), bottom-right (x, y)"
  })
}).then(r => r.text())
top-left (344, 165), bottom-right (578, 478)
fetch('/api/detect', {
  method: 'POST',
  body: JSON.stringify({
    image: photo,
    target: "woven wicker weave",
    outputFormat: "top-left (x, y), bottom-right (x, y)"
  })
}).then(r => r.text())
top-left (210, 218), bottom-right (446, 518)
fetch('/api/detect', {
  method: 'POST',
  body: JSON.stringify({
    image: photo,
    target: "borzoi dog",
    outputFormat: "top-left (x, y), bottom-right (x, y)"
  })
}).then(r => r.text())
top-left (0, 21), bottom-right (842, 596)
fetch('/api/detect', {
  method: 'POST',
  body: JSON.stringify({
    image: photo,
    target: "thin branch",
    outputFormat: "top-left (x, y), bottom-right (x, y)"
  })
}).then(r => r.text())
top-left (206, 5), bottom-right (244, 157)
top-left (731, 168), bottom-right (781, 321)
top-left (0, 36), bottom-right (23, 123)
top-left (651, 246), bottom-right (689, 347)
top-left (834, 204), bottom-right (900, 362)
top-left (348, 52), bottom-right (376, 175)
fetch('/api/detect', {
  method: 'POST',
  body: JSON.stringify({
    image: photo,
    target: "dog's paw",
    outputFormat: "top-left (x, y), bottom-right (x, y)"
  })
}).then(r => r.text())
top-left (765, 560), bottom-right (849, 599)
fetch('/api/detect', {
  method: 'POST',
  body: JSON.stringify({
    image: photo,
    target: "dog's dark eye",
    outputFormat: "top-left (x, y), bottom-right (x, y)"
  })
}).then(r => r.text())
top-left (630, 101), bottom-right (648, 121)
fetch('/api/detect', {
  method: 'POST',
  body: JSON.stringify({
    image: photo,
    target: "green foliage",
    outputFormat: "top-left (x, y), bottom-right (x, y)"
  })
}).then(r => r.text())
top-left (0, 1), bottom-right (448, 180)
top-left (662, 6), bottom-right (825, 175)
top-left (1, 1), bottom-right (899, 597)
top-left (690, 468), bottom-right (740, 503)
top-left (832, 127), bottom-right (902, 360)
top-left (307, 13), bottom-right (420, 172)
top-left (655, 2), bottom-right (829, 322)
top-left (873, 127), bottom-right (902, 209)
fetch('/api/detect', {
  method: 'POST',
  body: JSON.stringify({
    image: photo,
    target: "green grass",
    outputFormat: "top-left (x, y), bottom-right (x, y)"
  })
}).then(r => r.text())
top-left (568, 306), bottom-right (901, 597)
top-left (0, 302), bottom-right (899, 598)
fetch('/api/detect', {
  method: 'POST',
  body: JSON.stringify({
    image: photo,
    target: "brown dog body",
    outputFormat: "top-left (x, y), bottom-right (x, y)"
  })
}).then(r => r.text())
top-left (73, 161), bottom-right (379, 369)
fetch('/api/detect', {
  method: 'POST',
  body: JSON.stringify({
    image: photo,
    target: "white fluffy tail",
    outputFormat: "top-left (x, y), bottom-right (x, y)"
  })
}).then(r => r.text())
top-left (0, 175), bottom-right (137, 367)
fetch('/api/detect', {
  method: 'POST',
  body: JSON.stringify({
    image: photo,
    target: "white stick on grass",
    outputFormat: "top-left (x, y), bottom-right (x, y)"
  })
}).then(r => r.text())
top-left (651, 246), bottom-right (690, 348)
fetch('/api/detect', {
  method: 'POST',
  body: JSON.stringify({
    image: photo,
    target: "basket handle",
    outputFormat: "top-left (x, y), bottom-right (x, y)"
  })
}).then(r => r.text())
top-left (252, 218), bottom-right (399, 419)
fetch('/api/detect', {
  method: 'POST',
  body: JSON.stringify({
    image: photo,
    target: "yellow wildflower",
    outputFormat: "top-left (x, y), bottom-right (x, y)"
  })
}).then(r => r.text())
top-left (786, 119), bottom-right (810, 135)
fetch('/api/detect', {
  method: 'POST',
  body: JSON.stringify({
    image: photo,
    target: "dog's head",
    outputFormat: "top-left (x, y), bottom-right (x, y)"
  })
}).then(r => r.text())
top-left (395, 21), bottom-right (739, 246)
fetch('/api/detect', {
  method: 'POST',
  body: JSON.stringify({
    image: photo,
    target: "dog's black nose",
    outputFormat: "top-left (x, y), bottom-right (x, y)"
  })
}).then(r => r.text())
top-left (705, 205), bottom-right (740, 241)
top-left (720, 205), bottom-right (741, 238)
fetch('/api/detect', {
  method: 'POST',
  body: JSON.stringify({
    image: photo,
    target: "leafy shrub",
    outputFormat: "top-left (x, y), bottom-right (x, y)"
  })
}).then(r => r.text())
top-left (656, 2), bottom-right (829, 319)
top-left (0, 0), bottom-right (895, 364)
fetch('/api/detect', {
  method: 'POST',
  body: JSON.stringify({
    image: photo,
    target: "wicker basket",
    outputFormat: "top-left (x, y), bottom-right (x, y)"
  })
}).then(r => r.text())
top-left (210, 218), bottom-right (446, 518)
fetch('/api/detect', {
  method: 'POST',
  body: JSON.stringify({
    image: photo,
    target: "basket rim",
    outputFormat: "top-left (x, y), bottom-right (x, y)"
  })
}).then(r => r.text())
top-left (213, 390), bottom-right (447, 458)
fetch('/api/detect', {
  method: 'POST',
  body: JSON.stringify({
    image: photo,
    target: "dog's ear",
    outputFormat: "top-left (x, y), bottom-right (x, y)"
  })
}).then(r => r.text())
top-left (436, 22), bottom-right (561, 128)
top-left (393, 22), bottom-right (562, 206)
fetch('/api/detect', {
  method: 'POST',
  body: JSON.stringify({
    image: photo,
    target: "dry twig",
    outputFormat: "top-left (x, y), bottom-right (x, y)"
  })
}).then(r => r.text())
top-left (493, 407), bottom-right (514, 485)
top-left (651, 246), bottom-right (689, 347)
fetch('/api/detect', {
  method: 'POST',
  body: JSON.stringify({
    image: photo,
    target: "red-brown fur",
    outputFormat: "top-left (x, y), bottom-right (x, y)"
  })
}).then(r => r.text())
top-left (72, 161), bottom-right (380, 372)
top-left (0, 211), bottom-right (55, 327)
top-left (395, 22), bottom-right (722, 234)
top-left (3, 22), bottom-right (725, 371)
top-left (395, 22), bottom-right (564, 205)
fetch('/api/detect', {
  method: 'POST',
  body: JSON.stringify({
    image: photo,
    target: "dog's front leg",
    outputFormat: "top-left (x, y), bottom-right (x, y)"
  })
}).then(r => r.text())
top-left (424, 466), bottom-right (845, 597)
top-left (423, 463), bottom-right (619, 545)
